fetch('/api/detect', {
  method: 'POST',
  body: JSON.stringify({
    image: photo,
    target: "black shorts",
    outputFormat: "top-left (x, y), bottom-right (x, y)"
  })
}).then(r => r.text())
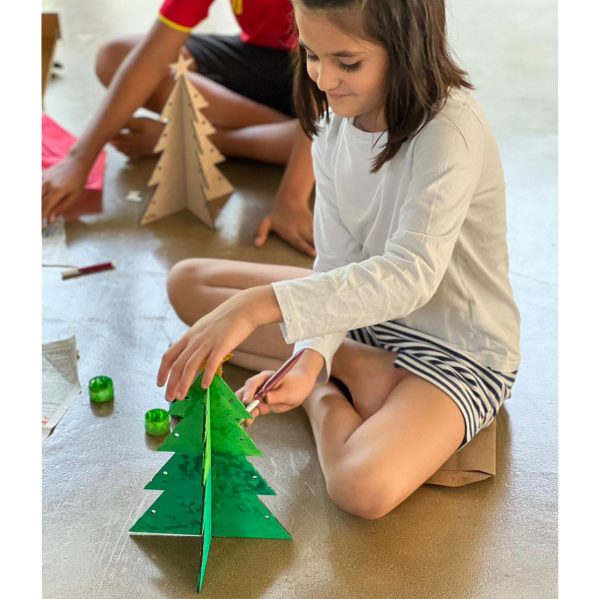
top-left (184, 33), bottom-right (296, 117)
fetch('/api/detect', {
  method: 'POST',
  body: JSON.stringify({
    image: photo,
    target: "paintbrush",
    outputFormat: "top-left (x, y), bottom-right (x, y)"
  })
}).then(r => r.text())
top-left (244, 349), bottom-right (306, 418)
top-left (61, 261), bottom-right (115, 280)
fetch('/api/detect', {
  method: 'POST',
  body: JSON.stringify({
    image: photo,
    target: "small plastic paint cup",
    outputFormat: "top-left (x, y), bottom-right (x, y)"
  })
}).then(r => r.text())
top-left (88, 376), bottom-right (114, 403)
top-left (145, 409), bottom-right (170, 436)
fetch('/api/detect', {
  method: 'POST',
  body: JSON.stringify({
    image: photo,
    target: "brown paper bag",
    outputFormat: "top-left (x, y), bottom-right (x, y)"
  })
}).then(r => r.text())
top-left (425, 419), bottom-right (496, 487)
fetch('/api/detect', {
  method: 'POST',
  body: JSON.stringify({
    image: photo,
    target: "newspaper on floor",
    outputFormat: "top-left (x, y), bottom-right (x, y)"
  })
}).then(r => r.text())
top-left (42, 335), bottom-right (81, 441)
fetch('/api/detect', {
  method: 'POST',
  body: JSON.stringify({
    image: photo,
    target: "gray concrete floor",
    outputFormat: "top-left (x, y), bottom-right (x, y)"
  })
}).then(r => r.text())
top-left (42, 0), bottom-right (557, 597)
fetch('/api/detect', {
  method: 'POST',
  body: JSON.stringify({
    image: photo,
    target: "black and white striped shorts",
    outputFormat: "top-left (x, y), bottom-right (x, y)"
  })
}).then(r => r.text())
top-left (348, 322), bottom-right (517, 447)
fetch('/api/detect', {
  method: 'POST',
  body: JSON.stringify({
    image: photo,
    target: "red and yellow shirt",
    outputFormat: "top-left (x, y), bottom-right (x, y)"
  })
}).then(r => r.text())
top-left (158, 0), bottom-right (297, 51)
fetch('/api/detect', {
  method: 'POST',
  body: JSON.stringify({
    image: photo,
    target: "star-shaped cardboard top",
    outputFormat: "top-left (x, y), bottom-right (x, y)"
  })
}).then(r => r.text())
top-left (169, 53), bottom-right (194, 79)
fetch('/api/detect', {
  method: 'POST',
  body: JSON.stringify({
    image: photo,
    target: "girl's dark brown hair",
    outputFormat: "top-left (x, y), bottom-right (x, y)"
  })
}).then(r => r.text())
top-left (293, 0), bottom-right (473, 171)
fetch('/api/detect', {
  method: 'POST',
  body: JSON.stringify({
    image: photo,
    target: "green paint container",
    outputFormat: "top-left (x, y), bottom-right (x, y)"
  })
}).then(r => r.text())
top-left (145, 408), bottom-right (170, 436)
top-left (88, 376), bottom-right (114, 403)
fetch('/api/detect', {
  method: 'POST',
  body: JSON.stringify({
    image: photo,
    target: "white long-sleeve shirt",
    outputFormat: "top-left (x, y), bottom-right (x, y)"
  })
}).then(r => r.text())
top-left (272, 89), bottom-right (521, 378)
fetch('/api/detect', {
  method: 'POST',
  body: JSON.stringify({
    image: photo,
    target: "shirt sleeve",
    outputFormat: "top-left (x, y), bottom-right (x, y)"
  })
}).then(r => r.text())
top-left (158, 0), bottom-right (213, 32)
top-left (272, 113), bottom-right (484, 362)
top-left (272, 132), bottom-right (361, 379)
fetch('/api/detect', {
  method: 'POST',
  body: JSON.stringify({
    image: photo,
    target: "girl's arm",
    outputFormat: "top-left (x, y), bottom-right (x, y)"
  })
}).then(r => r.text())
top-left (254, 124), bottom-right (316, 257)
top-left (42, 20), bottom-right (189, 222)
top-left (275, 127), bottom-right (363, 380)
top-left (157, 285), bottom-right (284, 401)
top-left (272, 115), bottom-right (484, 346)
top-left (157, 128), bottom-right (350, 401)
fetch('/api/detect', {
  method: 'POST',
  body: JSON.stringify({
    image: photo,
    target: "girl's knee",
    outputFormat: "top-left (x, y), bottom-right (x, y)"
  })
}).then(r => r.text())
top-left (325, 462), bottom-right (411, 520)
top-left (166, 259), bottom-right (224, 321)
top-left (167, 259), bottom-right (203, 301)
top-left (95, 38), bottom-right (134, 86)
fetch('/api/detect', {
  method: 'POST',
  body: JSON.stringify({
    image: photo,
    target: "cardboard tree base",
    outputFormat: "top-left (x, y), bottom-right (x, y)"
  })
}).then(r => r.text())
top-left (130, 374), bottom-right (290, 592)
top-left (140, 54), bottom-right (233, 228)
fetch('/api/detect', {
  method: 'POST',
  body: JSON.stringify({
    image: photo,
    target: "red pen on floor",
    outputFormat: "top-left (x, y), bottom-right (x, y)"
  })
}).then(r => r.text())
top-left (61, 261), bottom-right (115, 280)
top-left (244, 349), bottom-right (307, 416)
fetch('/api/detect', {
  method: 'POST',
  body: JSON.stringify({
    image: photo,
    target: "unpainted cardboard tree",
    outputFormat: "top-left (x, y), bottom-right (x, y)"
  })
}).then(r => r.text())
top-left (141, 53), bottom-right (233, 227)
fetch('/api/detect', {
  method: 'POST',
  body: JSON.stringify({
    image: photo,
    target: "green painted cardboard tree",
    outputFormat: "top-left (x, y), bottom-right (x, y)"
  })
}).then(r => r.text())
top-left (130, 372), bottom-right (290, 591)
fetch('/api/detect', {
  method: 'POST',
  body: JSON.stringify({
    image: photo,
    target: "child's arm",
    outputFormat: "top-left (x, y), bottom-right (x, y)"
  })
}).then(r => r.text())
top-left (254, 124), bottom-right (316, 257)
top-left (272, 115), bottom-right (485, 348)
top-left (42, 20), bottom-right (189, 222)
top-left (157, 285), bottom-right (283, 401)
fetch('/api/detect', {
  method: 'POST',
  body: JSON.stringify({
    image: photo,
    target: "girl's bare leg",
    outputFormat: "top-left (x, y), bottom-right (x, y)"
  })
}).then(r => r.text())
top-left (330, 339), bottom-right (409, 420)
top-left (168, 258), bottom-right (465, 519)
top-left (301, 342), bottom-right (466, 519)
top-left (95, 35), bottom-right (293, 160)
top-left (167, 258), bottom-right (312, 371)
top-left (302, 369), bottom-right (465, 520)
top-left (209, 120), bottom-right (299, 165)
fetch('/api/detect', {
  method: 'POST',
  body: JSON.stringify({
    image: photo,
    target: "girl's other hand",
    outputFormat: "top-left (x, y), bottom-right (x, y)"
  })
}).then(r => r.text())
top-left (42, 156), bottom-right (88, 224)
top-left (255, 200), bottom-right (316, 258)
top-left (236, 366), bottom-right (319, 424)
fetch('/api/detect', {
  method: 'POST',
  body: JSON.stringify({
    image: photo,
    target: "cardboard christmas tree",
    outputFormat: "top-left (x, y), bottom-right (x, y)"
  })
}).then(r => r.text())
top-left (130, 372), bottom-right (290, 592)
top-left (140, 53), bottom-right (233, 227)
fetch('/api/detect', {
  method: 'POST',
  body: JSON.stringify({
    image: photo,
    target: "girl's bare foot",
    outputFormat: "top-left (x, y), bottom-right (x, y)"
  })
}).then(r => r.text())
top-left (330, 339), bottom-right (407, 419)
top-left (110, 116), bottom-right (165, 159)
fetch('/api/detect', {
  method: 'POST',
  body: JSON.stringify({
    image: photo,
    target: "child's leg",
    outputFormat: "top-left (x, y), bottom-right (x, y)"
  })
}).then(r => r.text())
top-left (330, 339), bottom-right (410, 420)
top-left (209, 120), bottom-right (299, 165)
top-left (95, 36), bottom-right (292, 160)
top-left (167, 258), bottom-right (312, 372)
top-left (95, 36), bottom-right (288, 124)
top-left (303, 362), bottom-right (465, 520)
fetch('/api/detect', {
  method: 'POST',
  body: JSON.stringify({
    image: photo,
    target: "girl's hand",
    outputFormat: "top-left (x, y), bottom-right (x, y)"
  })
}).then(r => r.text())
top-left (254, 200), bottom-right (315, 258)
top-left (42, 156), bottom-right (89, 224)
top-left (157, 286), bottom-right (282, 401)
top-left (236, 366), bottom-right (320, 423)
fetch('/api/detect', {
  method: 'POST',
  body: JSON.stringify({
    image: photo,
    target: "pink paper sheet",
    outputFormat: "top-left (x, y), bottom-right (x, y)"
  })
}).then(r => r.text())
top-left (42, 113), bottom-right (106, 191)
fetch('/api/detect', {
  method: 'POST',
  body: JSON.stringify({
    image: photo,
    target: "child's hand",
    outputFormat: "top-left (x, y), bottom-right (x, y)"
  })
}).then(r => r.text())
top-left (237, 366), bottom-right (319, 423)
top-left (254, 201), bottom-right (315, 258)
top-left (42, 157), bottom-right (88, 224)
top-left (109, 117), bottom-right (164, 160)
top-left (158, 303), bottom-right (254, 402)
top-left (157, 286), bottom-right (281, 401)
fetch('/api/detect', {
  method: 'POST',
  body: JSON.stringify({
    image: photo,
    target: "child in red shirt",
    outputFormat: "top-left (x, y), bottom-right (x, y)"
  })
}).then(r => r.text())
top-left (42, 0), bottom-right (315, 256)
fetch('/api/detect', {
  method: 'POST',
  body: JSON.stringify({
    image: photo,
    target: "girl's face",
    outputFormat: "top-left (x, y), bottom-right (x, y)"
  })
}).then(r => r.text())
top-left (296, 6), bottom-right (389, 132)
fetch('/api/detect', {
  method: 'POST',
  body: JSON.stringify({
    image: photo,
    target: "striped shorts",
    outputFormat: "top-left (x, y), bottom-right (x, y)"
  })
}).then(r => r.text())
top-left (348, 322), bottom-right (517, 447)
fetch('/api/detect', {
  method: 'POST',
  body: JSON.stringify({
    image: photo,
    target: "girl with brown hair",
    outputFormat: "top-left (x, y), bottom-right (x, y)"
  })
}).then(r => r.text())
top-left (157, 0), bottom-right (520, 519)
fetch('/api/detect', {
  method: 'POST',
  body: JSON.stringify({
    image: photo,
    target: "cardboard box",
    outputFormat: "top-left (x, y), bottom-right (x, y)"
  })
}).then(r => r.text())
top-left (42, 13), bottom-right (60, 100)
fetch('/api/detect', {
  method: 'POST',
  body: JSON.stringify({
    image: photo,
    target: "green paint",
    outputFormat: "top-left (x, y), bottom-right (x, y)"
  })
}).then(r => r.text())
top-left (210, 375), bottom-right (251, 420)
top-left (211, 413), bottom-right (262, 456)
top-left (212, 451), bottom-right (275, 496)
top-left (144, 453), bottom-right (202, 491)
top-left (88, 375), bottom-right (114, 403)
top-left (129, 488), bottom-right (203, 536)
top-left (213, 494), bottom-right (291, 539)
top-left (203, 386), bottom-right (211, 484)
top-left (168, 398), bottom-right (192, 418)
top-left (198, 468), bottom-right (213, 591)
top-left (158, 395), bottom-right (204, 455)
top-left (130, 371), bottom-right (290, 593)
top-left (145, 408), bottom-right (170, 436)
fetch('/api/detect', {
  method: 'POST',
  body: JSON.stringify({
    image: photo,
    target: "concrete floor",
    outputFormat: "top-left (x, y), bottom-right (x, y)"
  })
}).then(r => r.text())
top-left (42, 0), bottom-right (557, 597)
